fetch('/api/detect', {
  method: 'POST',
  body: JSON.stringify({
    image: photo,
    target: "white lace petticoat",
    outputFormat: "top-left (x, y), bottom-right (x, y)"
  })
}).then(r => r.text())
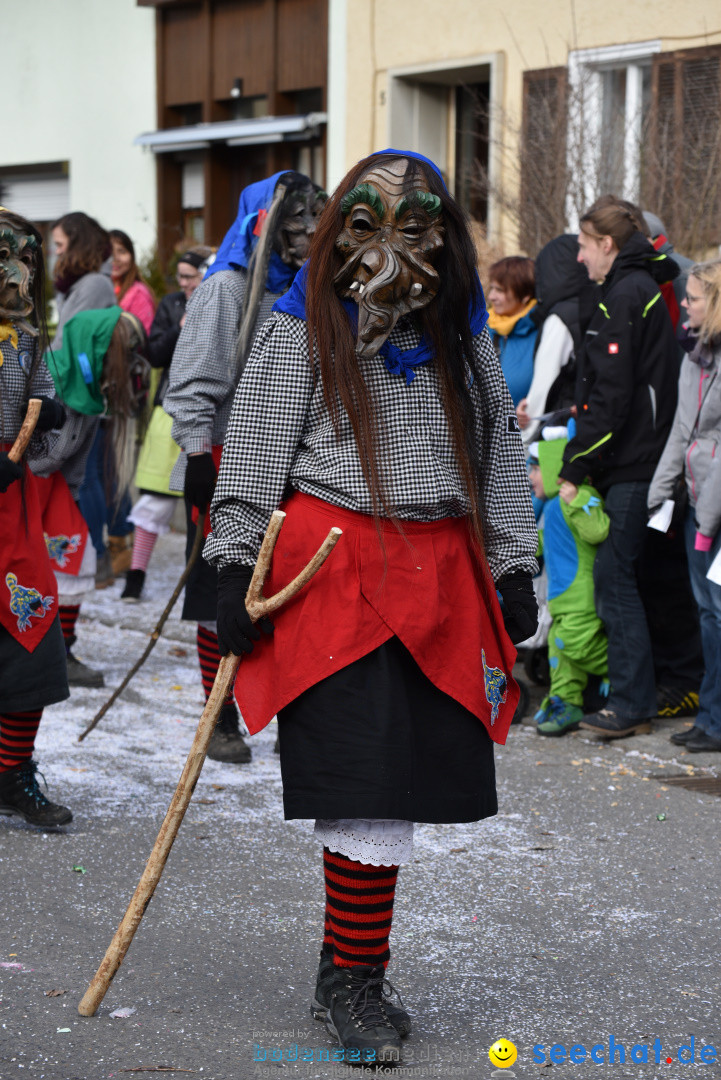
top-left (314, 818), bottom-right (414, 865)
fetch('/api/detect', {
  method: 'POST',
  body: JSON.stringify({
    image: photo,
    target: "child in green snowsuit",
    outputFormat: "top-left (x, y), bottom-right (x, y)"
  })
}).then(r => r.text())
top-left (529, 431), bottom-right (609, 735)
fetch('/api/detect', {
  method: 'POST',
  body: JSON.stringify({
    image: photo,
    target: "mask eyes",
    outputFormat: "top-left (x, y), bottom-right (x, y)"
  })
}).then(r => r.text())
top-left (349, 209), bottom-right (378, 236)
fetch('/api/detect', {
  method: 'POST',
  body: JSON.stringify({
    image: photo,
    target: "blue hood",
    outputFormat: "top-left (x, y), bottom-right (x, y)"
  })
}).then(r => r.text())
top-left (205, 171), bottom-right (297, 294)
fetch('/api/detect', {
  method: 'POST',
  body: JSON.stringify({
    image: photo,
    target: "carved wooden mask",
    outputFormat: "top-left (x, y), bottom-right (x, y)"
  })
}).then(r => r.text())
top-left (333, 158), bottom-right (444, 358)
top-left (0, 217), bottom-right (38, 325)
top-left (274, 180), bottom-right (327, 270)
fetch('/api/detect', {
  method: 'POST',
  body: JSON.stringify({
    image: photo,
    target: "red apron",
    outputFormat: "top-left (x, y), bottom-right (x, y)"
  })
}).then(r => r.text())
top-left (32, 472), bottom-right (89, 576)
top-left (231, 491), bottom-right (519, 745)
top-left (0, 451), bottom-right (59, 653)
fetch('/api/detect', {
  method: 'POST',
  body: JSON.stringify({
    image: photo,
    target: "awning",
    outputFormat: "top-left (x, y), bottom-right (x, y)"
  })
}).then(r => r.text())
top-left (134, 113), bottom-right (327, 154)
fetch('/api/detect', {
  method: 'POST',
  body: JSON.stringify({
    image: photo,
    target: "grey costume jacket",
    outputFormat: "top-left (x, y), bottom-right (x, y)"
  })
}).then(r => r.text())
top-left (163, 268), bottom-right (279, 490)
top-left (648, 341), bottom-right (721, 540)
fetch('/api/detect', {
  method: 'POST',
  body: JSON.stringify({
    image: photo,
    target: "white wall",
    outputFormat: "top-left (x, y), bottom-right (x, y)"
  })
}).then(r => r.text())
top-left (5, 0), bottom-right (157, 255)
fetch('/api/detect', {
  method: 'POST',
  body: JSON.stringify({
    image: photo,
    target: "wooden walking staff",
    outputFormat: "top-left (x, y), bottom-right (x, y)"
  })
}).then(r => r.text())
top-left (9, 398), bottom-right (42, 461)
top-left (77, 509), bottom-right (342, 1017)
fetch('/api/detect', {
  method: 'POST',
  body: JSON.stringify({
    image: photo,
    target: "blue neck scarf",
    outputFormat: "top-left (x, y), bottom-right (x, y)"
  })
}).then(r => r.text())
top-left (205, 171), bottom-right (297, 295)
top-left (273, 149), bottom-right (488, 384)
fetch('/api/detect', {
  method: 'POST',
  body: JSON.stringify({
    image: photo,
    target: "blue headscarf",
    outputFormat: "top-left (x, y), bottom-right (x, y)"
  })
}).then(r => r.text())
top-left (273, 149), bottom-right (488, 384)
top-left (205, 171), bottom-right (298, 294)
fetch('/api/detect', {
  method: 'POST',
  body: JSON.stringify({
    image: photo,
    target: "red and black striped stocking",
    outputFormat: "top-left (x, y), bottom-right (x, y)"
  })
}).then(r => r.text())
top-left (323, 847), bottom-right (399, 969)
top-left (196, 625), bottom-right (234, 705)
top-left (58, 604), bottom-right (80, 646)
top-left (0, 710), bottom-right (43, 771)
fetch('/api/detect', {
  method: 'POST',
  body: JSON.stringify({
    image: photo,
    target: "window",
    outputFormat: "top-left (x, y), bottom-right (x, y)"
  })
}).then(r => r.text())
top-left (644, 46), bottom-right (721, 249)
top-left (519, 42), bottom-right (721, 253)
top-left (566, 40), bottom-right (660, 221)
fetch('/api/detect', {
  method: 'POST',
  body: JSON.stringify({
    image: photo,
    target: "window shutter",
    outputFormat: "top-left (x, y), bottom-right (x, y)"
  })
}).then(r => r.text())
top-left (646, 46), bottom-right (721, 251)
top-left (520, 67), bottom-right (568, 254)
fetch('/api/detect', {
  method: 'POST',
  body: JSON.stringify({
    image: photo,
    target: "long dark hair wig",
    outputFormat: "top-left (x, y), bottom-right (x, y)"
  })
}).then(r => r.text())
top-left (305, 152), bottom-right (484, 551)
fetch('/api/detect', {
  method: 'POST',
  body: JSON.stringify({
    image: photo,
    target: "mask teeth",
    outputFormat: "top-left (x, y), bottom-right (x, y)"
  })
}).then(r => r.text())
top-left (349, 280), bottom-right (360, 291)
top-left (410, 282), bottom-right (422, 296)
top-left (358, 283), bottom-right (366, 296)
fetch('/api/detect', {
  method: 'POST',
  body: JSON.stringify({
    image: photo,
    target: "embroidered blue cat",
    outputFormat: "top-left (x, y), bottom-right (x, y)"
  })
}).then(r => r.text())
top-left (6, 572), bottom-right (54, 632)
top-left (482, 649), bottom-right (507, 725)
top-left (44, 531), bottom-right (81, 569)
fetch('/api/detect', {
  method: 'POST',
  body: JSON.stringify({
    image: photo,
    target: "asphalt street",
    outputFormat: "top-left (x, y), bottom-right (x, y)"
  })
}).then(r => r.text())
top-left (1, 532), bottom-right (719, 1080)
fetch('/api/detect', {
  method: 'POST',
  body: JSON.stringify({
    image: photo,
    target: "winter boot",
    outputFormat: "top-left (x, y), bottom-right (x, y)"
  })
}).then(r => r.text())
top-left (121, 568), bottom-right (146, 603)
top-left (311, 946), bottom-right (411, 1037)
top-left (108, 535), bottom-right (133, 576)
top-left (94, 550), bottom-right (115, 590)
top-left (0, 760), bottom-right (73, 826)
top-left (65, 635), bottom-right (105, 689)
top-left (536, 695), bottom-right (583, 736)
top-left (325, 963), bottom-right (403, 1064)
top-left (207, 702), bottom-right (251, 764)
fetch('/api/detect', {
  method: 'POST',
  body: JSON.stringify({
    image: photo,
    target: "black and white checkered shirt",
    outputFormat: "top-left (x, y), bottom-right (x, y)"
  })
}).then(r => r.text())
top-left (1, 332), bottom-right (55, 459)
top-left (205, 311), bottom-right (538, 584)
top-left (164, 268), bottom-right (280, 488)
top-left (1, 332), bottom-right (102, 494)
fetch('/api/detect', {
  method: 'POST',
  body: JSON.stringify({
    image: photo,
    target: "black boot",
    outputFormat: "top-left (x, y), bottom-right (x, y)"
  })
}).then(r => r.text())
top-left (312, 946), bottom-right (411, 1037)
top-left (207, 702), bottom-right (251, 764)
top-left (121, 568), bottom-right (145, 603)
top-left (65, 634), bottom-right (105, 689)
top-left (326, 963), bottom-right (403, 1065)
top-left (0, 760), bottom-right (73, 826)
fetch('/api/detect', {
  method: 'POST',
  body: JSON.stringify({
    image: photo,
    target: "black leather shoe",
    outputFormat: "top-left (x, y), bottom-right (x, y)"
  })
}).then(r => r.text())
top-left (670, 724), bottom-right (705, 746)
top-left (686, 731), bottom-right (721, 753)
top-left (207, 703), bottom-right (251, 764)
top-left (0, 760), bottom-right (73, 826)
top-left (580, 709), bottom-right (652, 738)
top-left (326, 963), bottom-right (403, 1064)
top-left (311, 947), bottom-right (411, 1037)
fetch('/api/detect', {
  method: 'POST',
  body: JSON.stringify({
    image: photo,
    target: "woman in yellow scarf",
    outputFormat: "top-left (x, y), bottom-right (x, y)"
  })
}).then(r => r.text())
top-left (487, 255), bottom-right (537, 406)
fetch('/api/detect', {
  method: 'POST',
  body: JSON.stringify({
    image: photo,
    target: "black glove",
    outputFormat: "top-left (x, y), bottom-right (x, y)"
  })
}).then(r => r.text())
top-left (216, 564), bottom-right (274, 657)
top-left (184, 452), bottom-right (217, 511)
top-left (0, 452), bottom-right (23, 493)
top-left (34, 397), bottom-right (66, 433)
top-left (498, 571), bottom-right (538, 645)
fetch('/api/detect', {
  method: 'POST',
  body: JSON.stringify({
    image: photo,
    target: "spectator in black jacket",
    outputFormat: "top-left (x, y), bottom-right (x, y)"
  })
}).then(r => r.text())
top-left (558, 196), bottom-right (680, 738)
top-left (122, 246), bottom-right (214, 602)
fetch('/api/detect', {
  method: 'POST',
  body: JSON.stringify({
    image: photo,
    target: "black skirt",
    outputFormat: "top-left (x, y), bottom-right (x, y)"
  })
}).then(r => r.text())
top-left (0, 614), bottom-right (69, 713)
top-left (278, 636), bottom-right (497, 824)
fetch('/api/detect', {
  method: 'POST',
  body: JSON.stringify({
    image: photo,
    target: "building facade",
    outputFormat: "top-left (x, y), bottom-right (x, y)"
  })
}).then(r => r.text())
top-left (1, 0), bottom-right (157, 257)
top-left (331, 0), bottom-right (721, 254)
top-left (137, 0), bottom-right (328, 262)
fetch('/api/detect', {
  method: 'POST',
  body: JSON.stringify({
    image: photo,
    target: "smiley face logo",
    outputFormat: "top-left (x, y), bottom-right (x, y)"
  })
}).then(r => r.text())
top-left (489, 1038), bottom-right (518, 1068)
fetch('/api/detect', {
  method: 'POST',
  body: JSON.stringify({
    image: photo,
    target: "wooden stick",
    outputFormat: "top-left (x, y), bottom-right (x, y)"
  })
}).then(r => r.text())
top-left (8, 398), bottom-right (42, 462)
top-left (77, 511), bottom-right (341, 1017)
top-left (78, 512), bottom-right (207, 742)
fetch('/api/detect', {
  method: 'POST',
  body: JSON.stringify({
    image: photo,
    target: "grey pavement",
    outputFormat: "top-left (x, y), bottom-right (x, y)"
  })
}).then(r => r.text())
top-left (1, 533), bottom-right (719, 1080)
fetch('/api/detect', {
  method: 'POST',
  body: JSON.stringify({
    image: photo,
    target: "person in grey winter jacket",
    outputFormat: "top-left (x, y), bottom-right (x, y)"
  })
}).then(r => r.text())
top-left (648, 259), bottom-right (721, 753)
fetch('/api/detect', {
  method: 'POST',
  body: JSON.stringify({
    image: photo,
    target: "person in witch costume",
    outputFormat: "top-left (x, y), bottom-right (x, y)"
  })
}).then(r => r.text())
top-left (164, 170), bottom-right (325, 765)
top-left (0, 208), bottom-right (72, 826)
top-left (205, 151), bottom-right (538, 1063)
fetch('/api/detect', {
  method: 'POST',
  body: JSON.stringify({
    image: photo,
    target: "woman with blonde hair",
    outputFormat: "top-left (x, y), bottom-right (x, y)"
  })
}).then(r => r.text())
top-left (648, 259), bottom-right (721, 753)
